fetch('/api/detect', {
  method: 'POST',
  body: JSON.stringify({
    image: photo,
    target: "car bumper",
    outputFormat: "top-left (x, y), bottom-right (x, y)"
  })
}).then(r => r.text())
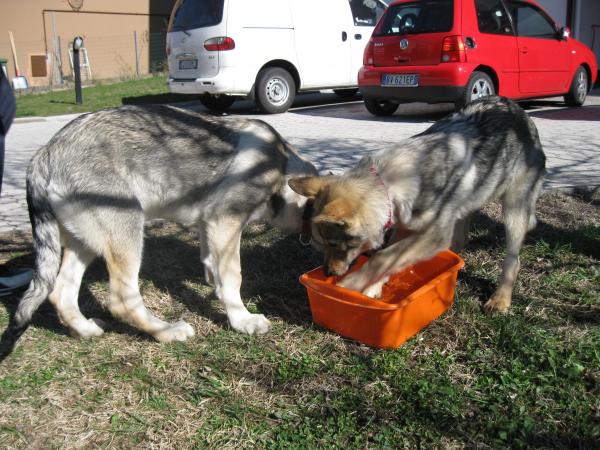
top-left (360, 85), bottom-right (464, 103)
top-left (168, 67), bottom-right (251, 96)
top-left (358, 63), bottom-right (474, 102)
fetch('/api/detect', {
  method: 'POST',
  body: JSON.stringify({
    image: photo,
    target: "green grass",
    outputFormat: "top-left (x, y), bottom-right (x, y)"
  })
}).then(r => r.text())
top-left (15, 75), bottom-right (192, 118)
top-left (0, 193), bottom-right (598, 448)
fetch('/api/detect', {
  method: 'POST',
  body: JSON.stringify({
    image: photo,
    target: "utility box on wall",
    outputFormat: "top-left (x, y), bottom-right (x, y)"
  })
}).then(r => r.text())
top-left (29, 54), bottom-right (49, 86)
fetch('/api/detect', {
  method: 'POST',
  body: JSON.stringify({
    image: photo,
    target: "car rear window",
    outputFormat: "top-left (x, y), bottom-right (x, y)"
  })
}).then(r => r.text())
top-left (170, 0), bottom-right (225, 32)
top-left (475, 0), bottom-right (513, 35)
top-left (373, 0), bottom-right (454, 36)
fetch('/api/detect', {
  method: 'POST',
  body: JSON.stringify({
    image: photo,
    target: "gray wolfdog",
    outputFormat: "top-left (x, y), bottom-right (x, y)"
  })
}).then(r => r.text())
top-left (289, 96), bottom-right (546, 313)
top-left (2, 104), bottom-right (317, 351)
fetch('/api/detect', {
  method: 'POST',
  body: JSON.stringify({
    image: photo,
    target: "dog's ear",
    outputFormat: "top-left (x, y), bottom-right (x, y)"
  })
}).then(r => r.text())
top-left (288, 176), bottom-right (332, 198)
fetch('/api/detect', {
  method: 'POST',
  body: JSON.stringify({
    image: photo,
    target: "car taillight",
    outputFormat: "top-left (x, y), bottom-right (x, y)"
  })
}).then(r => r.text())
top-left (441, 36), bottom-right (465, 63)
top-left (204, 36), bottom-right (235, 51)
top-left (363, 39), bottom-right (374, 66)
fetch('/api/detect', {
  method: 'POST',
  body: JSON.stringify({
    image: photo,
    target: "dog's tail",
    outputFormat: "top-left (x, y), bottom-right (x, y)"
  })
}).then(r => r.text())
top-left (0, 151), bottom-right (61, 362)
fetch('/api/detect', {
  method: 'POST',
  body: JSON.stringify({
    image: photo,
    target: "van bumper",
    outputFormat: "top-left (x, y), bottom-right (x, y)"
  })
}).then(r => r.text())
top-left (168, 68), bottom-right (251, 96)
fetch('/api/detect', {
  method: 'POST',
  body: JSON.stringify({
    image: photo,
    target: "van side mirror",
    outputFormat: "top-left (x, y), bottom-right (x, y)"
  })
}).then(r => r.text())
top-left (560, 26), bottom-right (570, 40)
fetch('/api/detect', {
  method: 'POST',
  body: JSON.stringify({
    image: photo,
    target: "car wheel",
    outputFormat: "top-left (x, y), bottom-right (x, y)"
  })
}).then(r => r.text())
top-left (199, 94), bottom-right (236, 112)
top-left (255, 67), bottom-right (296, 114)
top-left (364, 99), bottom-right (399, 116)
top-left (564, 66), bottom-right (588, 107)
top-left (457, 71), bottom-right (495, 109)
top-left (333, 88), bottom-right (359, 99)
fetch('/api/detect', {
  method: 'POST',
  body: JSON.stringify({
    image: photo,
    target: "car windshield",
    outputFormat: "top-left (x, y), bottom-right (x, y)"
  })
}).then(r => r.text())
top-left (374, 0), bottom-right (453, 36)
top-left (170, 0), bottom-right (225, 32)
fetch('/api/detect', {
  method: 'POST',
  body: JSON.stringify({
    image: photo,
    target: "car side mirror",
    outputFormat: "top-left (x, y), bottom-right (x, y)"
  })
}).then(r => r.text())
top-left (560, 26), bottom-right (570, 40)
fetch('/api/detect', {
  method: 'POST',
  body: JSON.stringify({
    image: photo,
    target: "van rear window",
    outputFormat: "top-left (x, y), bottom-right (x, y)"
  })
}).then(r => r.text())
top-left (170, 0), bottom-right (225, 31)
top-left (374, 0), bottom-right (454, 36)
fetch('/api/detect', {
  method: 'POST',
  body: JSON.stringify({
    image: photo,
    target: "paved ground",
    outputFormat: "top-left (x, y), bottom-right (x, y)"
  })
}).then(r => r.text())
top-left (1, 91), bottom-right (599, 235)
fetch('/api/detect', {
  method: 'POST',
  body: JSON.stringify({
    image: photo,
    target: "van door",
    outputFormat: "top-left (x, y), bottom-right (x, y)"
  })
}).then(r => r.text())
top-left (291, 0), bottom-right (353, 89)
top-left (167, 0), bottom-right (228, 80)
top-left (347, 0), bottom-right (387, 83)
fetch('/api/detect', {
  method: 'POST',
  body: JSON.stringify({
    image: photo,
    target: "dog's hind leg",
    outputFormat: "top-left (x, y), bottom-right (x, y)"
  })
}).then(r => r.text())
top-left (205, 217), bottom-right (271, 335)
top-left (527, 177), bottom-right (544, 231)
top-left (48, 239), bottom-right (103, 338)
top-left (484, 188), bottom-right (531, 314)
top-left (198, 225), bottom-right (215, 287)
top-left (103, 217), bottom-right (195, 342)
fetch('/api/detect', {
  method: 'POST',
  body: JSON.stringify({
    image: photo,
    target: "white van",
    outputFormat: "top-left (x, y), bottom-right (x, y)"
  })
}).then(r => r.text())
top-left (166, 0), bottom-right (387, 113)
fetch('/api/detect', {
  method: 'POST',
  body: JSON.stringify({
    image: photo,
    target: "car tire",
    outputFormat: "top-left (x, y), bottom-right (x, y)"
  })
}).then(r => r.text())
top-left (255, 67), bottom-right (296, 114)
top-left (457, 71), bottom-right (495, 109)
top-left (364, 99), bottom-right (399, 116)
top-left (333, 88), bottom-right (359, 99)
top-left (199, 94), bottom-right (236, 112)
top-left (564, 66), bottom-right (588, 107)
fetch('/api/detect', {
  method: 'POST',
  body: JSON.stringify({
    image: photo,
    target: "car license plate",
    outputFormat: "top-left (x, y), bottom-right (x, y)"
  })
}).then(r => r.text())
top-left (381, 74), bottom-right (419, 87)
top-left (178, 59), bottom-right (198, 70)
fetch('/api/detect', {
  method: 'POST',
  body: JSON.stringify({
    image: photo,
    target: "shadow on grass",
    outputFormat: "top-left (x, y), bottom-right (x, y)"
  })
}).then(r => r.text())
top-left (0, 223), bottom-right (319, 350)
top-left (0, 193), bottom-right (597, 346)
top-left (122, 93), bottom-right (194, 105)
top-left (49, 100), bottom-right (78, 105)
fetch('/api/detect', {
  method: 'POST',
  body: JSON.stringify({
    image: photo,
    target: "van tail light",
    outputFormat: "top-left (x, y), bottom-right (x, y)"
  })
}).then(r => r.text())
top-left (204, 36), bottom-right (235, 51)
top-left (441, 36), bottom-right (465, 63)
top-left (166, 45), bottom-right (171, 56)
top-left (363, 39), bottom-right (374, 66)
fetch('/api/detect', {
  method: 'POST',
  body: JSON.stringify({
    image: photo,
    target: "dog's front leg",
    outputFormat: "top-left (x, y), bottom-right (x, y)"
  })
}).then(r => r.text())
top-left (205, 219), bottom-right (271, 335)
top-left (339, 226), bottom-right (451, 296)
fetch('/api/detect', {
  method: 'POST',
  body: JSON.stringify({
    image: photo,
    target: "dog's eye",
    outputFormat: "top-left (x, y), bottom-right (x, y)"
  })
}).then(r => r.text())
top-left (347, 238), bottom-right (361, 248)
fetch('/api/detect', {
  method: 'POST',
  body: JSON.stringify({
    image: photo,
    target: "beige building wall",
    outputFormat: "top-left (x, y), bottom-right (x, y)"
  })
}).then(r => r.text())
top-left (0, 0), bottom-right (176, 86)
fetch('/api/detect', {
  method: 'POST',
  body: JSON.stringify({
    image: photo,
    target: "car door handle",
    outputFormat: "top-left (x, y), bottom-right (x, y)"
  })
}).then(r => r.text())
top-left (520, 47), bottom-right (528, 54)
top-left (354, 33), bottom-right (362, 40)
top-left (342, 31), bottom-right (347, 42)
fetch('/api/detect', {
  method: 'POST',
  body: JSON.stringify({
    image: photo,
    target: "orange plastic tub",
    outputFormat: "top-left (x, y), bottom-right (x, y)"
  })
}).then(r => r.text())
top-left (300, 250), bottom-right (464, 349)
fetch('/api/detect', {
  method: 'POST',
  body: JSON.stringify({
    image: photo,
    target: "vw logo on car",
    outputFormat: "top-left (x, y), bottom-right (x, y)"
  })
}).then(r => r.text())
top-left (400, 38), bottom-right (409, 50)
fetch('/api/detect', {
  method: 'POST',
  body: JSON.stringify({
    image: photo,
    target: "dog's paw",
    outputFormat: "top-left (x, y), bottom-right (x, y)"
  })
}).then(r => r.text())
top-left (483, 292), bottom-right (511, 314)
top-left (362, 279), bottom-right (387, 299)
top-left (229, 313), bottom-right (271, 335)
top-left (153, 320), bottom-right (195, 343)
top-left (204, 266), bottom-right (215, 287)
top-left (70, 317), bottom-right (105, 339)
top-left (337, 272), bottom-right (363, 292)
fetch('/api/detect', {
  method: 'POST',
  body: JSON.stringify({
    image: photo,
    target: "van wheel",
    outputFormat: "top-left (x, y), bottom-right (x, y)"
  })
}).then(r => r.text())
top-left (199, 94), bottom-right (236, 112)
top-left (333, 88), bottom-right (359, 99)
top-left (364, 99), bottom-right (399, 116)
top-left (457, 71), bottom-right (495, 109)
top-left (255, 67), bottom-right (296, 114)
top-left (564, 66), bottom-right (588, 107)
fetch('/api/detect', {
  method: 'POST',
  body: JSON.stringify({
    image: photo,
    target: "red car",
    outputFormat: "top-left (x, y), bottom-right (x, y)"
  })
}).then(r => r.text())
top-left (358, 0), bottom-right (598, 115)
